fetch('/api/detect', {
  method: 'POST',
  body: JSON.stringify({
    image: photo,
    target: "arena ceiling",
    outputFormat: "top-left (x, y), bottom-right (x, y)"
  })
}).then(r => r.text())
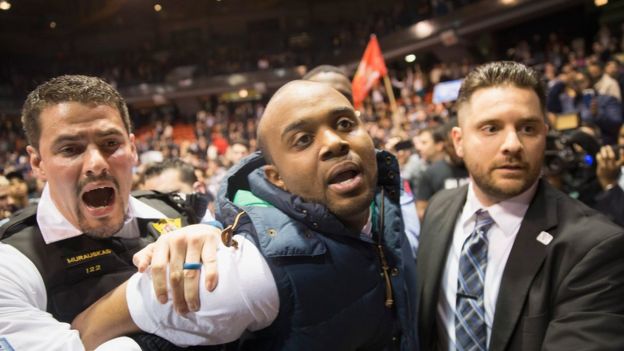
top-left (0, 0), bottom-right (391, 35)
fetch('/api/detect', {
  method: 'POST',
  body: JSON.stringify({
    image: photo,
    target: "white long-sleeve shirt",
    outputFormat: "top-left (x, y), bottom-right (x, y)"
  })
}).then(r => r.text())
top-left (126, 234), bottom-right (279, 346)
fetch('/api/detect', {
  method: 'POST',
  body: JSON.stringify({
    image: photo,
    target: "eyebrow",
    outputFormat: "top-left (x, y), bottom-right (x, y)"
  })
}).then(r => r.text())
top-left (51, 128), bottom-right (125, 147)
top-left (476, 115), bottom-right (544, 125)
top-left (281, 106), bottom-right (356, 139)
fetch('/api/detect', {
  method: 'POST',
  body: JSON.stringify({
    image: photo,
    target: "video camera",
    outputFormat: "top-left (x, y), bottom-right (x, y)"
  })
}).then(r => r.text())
top-left (544, 130), bottom-right (599, 176)
top-left (544, 124), bottom-right (602, 204)
top-left (170, 191), bottom-right (212, 223)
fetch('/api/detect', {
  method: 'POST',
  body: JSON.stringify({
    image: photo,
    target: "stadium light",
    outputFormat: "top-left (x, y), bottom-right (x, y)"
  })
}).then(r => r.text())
top-left (412, 21), bottom-right (434, 38)
top-left (0, 1), bottom-right (11, 11)
top-left (595, 0), bottom-right (608, 6)
top-left (239, 89), bottom-right (249, 98)
top-left (405, 54), bottom-right (416, 63)
top-left (50, 21), bottom-right (57, 29)
top-left (154, 4), bottom-right (162, 12)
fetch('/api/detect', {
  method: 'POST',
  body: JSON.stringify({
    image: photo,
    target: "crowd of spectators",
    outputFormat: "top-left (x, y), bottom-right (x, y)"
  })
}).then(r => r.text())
top-left (1, 22), bottom-right (623, 226)
top-left (0, 0), bottom-right (478, 104)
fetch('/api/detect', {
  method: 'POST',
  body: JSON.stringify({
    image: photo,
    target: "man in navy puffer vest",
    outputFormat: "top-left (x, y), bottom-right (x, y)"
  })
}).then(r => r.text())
top-left (74, 80), bottom-right (419, 351)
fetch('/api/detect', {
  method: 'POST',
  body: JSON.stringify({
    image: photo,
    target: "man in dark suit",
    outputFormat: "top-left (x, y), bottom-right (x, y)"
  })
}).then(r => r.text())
top-left (417, 61), bottom-right (624, 351)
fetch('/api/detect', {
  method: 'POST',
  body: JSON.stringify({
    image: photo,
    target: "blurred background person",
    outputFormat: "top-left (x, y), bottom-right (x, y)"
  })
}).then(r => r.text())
top-left (588, 60), bottom-right (621, 101)
top-left (140, 158), bottom-right (215, 222)
top-left (223, 140), bottom-right (250, 170)
top-left (416, 121), bottom-right (469, 221)
top-left (0, 175), bottom-right (15, 226)
top-left (605, 59), bottom-right (624, 96)
top-left (552, 69), bottom-right (622, 145)
top-left (5, 171), bottom-right (29, 213)
top-left (594, 124), bottom-right (624, 227)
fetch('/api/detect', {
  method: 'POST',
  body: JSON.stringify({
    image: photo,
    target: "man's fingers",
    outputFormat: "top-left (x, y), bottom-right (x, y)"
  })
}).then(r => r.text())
top-left (183, 234), bottom-right (204, 312)
top-left (150, 240), bottom-right (171, 304)
top-left (133, 243), bottom-right (155, 272)
top-left (169, 235), bottom-right (188, 314)
top-left (605, 145), bottom-right (615, 160)
top-left (201, 232), bottom-right (219, 292)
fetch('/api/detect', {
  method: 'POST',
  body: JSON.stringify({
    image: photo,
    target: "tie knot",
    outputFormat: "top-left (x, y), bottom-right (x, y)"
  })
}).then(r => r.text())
top-left (475, 209), bottom-right (494, 232)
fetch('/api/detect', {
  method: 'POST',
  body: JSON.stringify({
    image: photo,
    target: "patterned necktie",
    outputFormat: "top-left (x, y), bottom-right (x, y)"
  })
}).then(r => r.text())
top-left (455, 209), bottom-right (494, 351)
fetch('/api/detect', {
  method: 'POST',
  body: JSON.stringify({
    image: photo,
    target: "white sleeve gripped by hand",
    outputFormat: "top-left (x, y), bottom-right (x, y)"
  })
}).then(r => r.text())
top-left (126, 234), bottom-right (279, 346)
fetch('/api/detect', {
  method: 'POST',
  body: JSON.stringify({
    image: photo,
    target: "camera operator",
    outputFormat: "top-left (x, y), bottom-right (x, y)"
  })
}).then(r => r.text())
top-left (594, 124), bottom-right (624, 227)
top-left (556, 70), bottom-right (623, 145)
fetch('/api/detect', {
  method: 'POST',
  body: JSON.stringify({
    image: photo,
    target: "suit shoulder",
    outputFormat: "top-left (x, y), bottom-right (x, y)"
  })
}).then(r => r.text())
top-left (549, 185), bottom-right (623, 241)
top-left (428, 186), bottom-right (467, 208)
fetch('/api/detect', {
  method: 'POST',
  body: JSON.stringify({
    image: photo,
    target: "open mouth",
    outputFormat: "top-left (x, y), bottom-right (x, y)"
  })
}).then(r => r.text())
top-left (327, 165), bottom-right (363, 194)
top-left (82, 187), bottom-right (115, 208)
top-left (328, 169), bottom-right (360, 185)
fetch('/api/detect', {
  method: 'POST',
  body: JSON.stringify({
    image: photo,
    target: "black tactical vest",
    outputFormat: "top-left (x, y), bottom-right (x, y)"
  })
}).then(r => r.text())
top-left (0, 191), bottom-right (222, 351)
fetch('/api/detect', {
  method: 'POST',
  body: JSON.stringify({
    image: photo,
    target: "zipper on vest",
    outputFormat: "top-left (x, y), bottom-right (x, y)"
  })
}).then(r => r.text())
top-left (376, 188), bottom-right (394, 308)
top-left (220, 211), bottom-right (246, 249)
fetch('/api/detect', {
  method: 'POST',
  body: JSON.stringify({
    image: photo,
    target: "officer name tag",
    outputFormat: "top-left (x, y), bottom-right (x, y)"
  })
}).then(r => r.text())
top-left (0, 337), bottom-right (15, 351)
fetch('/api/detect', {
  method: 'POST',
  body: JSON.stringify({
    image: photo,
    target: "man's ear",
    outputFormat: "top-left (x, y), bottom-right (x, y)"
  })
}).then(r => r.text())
top-left (264, 165), bottom-right (287, 191)
top-left (129, 133), bottom-right (139, 165)
top-left (26, 145), bottom-right (46, 181)
top-left (451, 126), bottom-right (464, 158)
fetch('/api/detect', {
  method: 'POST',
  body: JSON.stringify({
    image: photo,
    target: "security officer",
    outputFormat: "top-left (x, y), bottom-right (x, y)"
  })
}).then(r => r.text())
top-left (0, 75), bottom-right (220, 351)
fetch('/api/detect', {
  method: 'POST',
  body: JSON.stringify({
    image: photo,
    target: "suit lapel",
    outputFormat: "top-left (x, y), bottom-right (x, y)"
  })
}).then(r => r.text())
top-left (419, 186), bottom-right (467, 347)
top-left (489, 180), bottom-right (558, 351)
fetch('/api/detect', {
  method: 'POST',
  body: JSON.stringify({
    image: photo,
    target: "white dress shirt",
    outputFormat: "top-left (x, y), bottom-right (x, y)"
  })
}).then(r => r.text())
top-left (437, 181), bottom-right (537, 350)
top-left (0, 184), bottom-right (167, 351)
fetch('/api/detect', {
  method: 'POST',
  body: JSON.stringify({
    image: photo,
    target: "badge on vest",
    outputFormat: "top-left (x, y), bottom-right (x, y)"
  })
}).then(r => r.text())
top-left (151, 218), bottom-right (182, 235)
top-left (0, 337), bottom-right (15, 351)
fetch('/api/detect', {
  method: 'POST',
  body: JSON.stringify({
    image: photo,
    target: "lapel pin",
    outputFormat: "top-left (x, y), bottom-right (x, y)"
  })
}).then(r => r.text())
top-left (536, 231), bottom-right (553, 246)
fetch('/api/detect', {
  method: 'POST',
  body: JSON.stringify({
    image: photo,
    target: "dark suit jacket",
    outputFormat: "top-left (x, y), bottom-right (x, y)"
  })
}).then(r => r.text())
top-left (416, 179), bottom-right (624, 351)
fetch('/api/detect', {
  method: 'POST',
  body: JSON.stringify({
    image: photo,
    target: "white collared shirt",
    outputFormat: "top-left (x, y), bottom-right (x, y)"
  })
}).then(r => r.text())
top-left (37, 184), bottom-right (168, 244)
top-left (437, 180), bottom-right (537, 350)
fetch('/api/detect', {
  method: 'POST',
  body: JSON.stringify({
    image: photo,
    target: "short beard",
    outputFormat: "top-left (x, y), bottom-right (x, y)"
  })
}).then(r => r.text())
top-left (81, 216), bottom-right (126, 239)
top-left (473, 175), bottom-right (533, 200)
top-left (473, 163), bottom-right (541, 201)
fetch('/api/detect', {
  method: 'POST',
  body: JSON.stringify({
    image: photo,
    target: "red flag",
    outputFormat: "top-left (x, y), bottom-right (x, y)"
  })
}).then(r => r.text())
top-left (352, 34), bottom-right (388, 108)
